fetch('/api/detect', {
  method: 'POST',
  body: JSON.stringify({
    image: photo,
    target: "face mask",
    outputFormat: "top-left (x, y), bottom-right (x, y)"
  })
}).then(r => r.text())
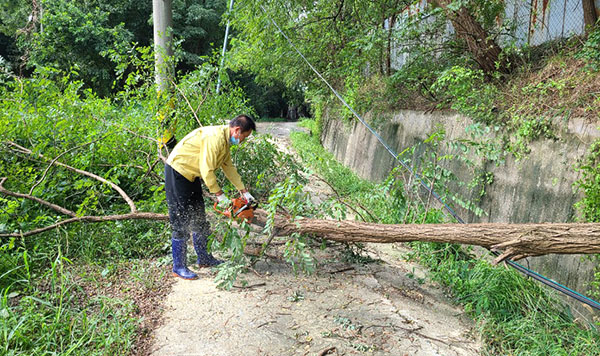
top-left (230, 135), bottom-right (240, 146)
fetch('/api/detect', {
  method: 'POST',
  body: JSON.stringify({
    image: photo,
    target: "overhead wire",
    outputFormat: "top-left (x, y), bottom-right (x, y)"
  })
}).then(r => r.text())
top-left (257, 4), bottom-right (600, 311)
top-left (216, 0), bottom-right (235, 94)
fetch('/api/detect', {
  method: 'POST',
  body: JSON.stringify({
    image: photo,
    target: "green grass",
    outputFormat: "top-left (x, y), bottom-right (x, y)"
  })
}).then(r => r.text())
top-left (290, 129), bottom-right (376, 196)
top-left (0, 251), bottom-right (138, 356)
top-left (290, 121), bottom-right (444, 224)
top-left (290, 118), bottom-right (600, 356)
top-left (0, 219), bottom-right (170, 356)
top-left (290, 128), bottom-right (400, 224)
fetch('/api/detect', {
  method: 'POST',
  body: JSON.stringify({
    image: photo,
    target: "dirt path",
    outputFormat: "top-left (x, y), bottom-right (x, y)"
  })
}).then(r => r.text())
top-left (149, 122), bottom-right (481, 356)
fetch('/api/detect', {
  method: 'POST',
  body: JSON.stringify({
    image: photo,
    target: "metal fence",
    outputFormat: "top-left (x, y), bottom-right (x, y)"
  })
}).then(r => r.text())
top-left (390, 0), bottom-right (593, 70)
top-left (504, 0), bottom-right (586, 46)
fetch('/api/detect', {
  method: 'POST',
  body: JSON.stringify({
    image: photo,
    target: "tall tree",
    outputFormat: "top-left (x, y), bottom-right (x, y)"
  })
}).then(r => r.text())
top-left (172, 0), bottom-right (227, 71)
top-left (431, 0), bottom-right (506, 74)
top-left (0, 0), bottom-right (134, 95)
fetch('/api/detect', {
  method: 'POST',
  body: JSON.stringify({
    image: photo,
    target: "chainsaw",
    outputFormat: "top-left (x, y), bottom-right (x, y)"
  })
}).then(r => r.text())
top-left (213, 197), bottom-right (258, 223)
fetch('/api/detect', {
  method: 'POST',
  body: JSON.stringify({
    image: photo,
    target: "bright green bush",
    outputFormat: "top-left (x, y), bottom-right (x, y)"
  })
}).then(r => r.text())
top-left (431, 65), bottom-right (500, 124)
top-left (575, 140), bottom-right (600, 222)
top-left (577, 25), bottom-right (600, 71)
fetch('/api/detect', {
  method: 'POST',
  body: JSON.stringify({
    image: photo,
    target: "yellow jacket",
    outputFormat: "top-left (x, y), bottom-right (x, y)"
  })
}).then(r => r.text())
top-left (166, 125), bottom-right (244, 193)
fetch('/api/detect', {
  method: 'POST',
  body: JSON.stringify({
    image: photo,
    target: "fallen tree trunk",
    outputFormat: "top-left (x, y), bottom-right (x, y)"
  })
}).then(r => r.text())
top-left (253, 210), bottom-right (600, 263)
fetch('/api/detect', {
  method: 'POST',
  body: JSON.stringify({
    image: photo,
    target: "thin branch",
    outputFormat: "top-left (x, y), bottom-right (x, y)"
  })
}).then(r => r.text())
top-left (195, 84), bottom-right (211, 117)
top-left (170, 79), bottom-right (202, 127)
top-left (317, 346), bottom-right (337, 356)
top-left (99, 115), bottom-right (159, 143)
top-left (94, 116), bottom-right (159, 143)
top-left (0, 177), bottom-right (76, 217)
top-left (144, 159), bottom-right (162, 180)
top-left (30, 135), bottom-right (108, 195)
top-left (4, 141), bottom-right (138, 213)
top-left (312, 175), bottom-right (376, 222)
top-left (156, 127), bottom-right (169, 163)
top-left (0, 212), bottom-right (168, 238)
top-left (251, 230), bottom-right (277, 267)
top-left (94, 163), bottom-right (162, 182)
top-left (233, 282), bottom-right (266, 289)
top-left (421, 173), bottom-right (437, 224)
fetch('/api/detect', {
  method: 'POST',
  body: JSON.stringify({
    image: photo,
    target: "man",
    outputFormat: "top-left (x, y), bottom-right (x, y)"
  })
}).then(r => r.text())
top-left (164, 114), bottom-right (256, 280)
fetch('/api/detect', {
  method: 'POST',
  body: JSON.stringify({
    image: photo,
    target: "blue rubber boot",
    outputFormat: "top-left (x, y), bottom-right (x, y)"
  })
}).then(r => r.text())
top-left (192, 233), bottom-right (223, 267)
top-left (171, 238), bottom-right (198, 280)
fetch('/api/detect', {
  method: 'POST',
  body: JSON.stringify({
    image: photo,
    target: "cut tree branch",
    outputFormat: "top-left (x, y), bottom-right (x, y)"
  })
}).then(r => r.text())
top-left (0, 212), bottom-right (168, 238)
top-left (0, 177), bottom-right (76, 217)
top-left (0, 176), bottom-right (167, 238)
top-left (252, 209), bottom-right (600, 263)
top-left (313, 175), bottom-right (376, 222)
top-left (170, 79), bottom-right (201, 127)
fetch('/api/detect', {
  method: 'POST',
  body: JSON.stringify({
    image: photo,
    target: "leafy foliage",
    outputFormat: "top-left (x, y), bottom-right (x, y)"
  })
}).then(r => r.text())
top-left (577, 24), bottom-right (600, 71)
top-left (574, 141), bottom-right (600, 222)
top-left (172, 0), bottom-right (227, 71)
top-left (230, 70), bottom-right (299, 119)
top-left (234, 139), bottom-right (306, 200)
top-left (0, 0), bottom-right (226, 95)
top-left (18, 0), bottom-right (134, 96)
top-left (229, 0), bottom-right (411, 95)
top-left (212, 175), bottom-right (315, 289)
top-left (431, 66), bottom-right (499, 124)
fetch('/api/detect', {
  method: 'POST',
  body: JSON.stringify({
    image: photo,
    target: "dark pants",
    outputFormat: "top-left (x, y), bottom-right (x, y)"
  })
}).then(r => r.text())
top-left (164, 164), bottom-right (211, 242)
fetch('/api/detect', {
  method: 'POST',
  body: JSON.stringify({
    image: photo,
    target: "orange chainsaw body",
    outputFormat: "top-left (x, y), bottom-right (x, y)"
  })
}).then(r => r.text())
top-left (214, 197), bottom-right (257, 223)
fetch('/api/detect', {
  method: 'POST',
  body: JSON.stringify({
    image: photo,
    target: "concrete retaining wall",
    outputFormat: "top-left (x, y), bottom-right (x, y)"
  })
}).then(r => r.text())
top-left (320, 110), bottom-right (600, 319)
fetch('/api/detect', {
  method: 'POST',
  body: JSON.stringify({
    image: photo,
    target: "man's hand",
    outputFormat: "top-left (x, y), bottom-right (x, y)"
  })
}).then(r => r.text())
top-left (242, 191), bottom-right (255, 203)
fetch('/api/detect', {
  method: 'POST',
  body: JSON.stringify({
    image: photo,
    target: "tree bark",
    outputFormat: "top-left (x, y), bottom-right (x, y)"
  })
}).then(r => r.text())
top-left (582, 0), bottom-right (598, 33)
top-left (432, 0), bottom-right (506, 74)
top-left (253, 210), bottom-right (600, 262)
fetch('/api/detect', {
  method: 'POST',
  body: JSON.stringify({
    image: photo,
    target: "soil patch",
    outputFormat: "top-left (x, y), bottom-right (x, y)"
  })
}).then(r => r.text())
top-left (151, 243), bottom-right (480, 356)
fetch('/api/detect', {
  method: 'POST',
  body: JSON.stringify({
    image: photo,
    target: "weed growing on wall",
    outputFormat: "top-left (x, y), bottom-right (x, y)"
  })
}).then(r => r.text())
top-left (431, 66), bottom-right (500, 125)
top-left (574, 140), bottom-right (600, 223)
top-left (577, 25), bottom-right (600, 71)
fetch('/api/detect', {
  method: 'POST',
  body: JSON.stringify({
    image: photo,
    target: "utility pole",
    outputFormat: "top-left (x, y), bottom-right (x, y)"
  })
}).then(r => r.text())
top-left (153, 0), bottom-right (176, 148)
top-left (216, 0), bottom-right (235, 94)
top-left (153, 0), bottom-right (174, 93)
